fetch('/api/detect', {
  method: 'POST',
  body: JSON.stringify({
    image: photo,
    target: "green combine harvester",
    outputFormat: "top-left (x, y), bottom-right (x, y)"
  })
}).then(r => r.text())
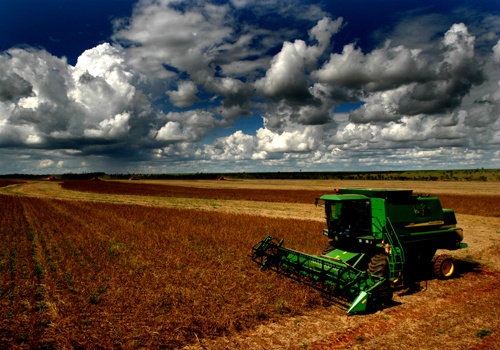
top-left (251, 188), bottom-right (467, 314)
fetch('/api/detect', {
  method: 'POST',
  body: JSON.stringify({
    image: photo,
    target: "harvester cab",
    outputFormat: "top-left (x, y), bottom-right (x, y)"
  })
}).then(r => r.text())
top-left (251, 188), bottom-right (467, 314)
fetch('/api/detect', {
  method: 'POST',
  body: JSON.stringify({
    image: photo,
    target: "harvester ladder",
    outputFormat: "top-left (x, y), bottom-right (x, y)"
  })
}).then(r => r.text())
top-left (381, 217), bottom-right (405, 284)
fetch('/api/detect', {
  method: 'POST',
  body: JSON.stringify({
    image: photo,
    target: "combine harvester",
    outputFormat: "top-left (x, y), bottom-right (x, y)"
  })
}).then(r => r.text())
top-left (251, 188), bottom-right (467, 314)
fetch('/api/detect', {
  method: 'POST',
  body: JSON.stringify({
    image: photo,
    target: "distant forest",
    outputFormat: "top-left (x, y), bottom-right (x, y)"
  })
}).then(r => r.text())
top-left (1, 169), bottom-right (499, 181)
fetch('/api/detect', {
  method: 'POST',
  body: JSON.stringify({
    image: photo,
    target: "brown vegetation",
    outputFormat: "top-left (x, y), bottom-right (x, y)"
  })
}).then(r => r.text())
top-left (61, 180), bottom-right (325, 204)
top-left (0, 180), bottom-right (23, 188)
top-left (0, 194), bottom-right (328, 349)
top-left (61, 180), bottom-right (500, 217)
top-left (437, 194), bottom-right (500, 217)
top-left (1, 180), bottom-right (499, 349)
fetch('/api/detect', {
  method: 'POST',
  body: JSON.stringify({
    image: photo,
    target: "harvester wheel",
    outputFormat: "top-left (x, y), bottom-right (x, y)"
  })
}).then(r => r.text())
top-left (368, 254), bottom-right (393, 304)
top-left (433, 254), bottom-right (455, 279)
top-left (368, 253), bottom-right (389, 278)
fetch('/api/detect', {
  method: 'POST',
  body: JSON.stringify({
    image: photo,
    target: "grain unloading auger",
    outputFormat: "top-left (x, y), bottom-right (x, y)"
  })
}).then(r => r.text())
top-left (251, 188), bottom-right (467, 314)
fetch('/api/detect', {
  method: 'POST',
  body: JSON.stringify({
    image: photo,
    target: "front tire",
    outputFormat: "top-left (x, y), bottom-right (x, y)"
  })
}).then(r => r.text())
top-left (368, 253), bottom-right (393, 303)
top-left (433, 254), bottom-right (455, 279)
top-left (368, 253), bottom-right (389, 278)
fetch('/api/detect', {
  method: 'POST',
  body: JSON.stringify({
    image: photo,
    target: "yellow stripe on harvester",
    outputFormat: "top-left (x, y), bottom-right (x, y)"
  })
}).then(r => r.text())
top-left (405, 220), bottom-right (444, 228)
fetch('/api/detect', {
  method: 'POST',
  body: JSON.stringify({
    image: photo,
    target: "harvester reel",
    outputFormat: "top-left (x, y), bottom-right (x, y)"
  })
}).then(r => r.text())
top-left (433, 254), bottom-right (455, 279)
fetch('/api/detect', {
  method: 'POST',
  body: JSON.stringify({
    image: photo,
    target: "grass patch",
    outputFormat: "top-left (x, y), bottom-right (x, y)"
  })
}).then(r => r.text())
top-left (476, 329), bottom-right (491, 338)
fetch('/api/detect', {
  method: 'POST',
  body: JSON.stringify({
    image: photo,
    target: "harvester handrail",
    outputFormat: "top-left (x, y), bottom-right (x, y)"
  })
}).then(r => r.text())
top-left (373, 216), bottom-right (405, 283)
top-left (385, 217), bottom-right (405, 263)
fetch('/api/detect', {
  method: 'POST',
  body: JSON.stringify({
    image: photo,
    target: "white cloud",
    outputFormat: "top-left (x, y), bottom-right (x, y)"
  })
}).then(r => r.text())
top-left (494, 39), bottom-right (500, 63)
top-left (84, 112), bottom-right (131, 139)
top-left (1, 3), bottom-right (500, 173)
top-left (113, 0), bottom-right (233, 81)
top-left (166, 81), bottom-right (201, 108)
top-left (314, 43), bottom-right (429, 91)
top-left (39, 159), bottom-right (54, 168)
top-left (256, 17), bottom-right (341, 100)
top-left (154, 110), bottom-right (220, 142)
top-left (156, 121), bottom-right (185, 142)
top-left (70, 43), bottom-right (136, 124)
top-left (256, 126), bottom-right (322, 153)
top-left (443, 23), bottom-right (476, 66)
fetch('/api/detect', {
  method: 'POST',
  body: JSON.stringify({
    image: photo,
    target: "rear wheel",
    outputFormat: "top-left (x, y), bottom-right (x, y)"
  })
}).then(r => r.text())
top-left (433, 254), bottom-right (455, 279)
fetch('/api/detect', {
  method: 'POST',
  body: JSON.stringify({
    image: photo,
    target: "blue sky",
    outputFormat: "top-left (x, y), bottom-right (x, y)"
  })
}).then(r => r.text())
top-left (0, 0), bottom-right (499, 174)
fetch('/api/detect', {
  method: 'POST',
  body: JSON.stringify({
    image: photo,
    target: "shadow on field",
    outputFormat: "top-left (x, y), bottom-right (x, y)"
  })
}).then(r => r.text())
top-left (395, 258), bottom-right (482, 299)
top-left (453, 259), bottom-right (483, 276)
top-left (329, 258), bottom-right (482, 315)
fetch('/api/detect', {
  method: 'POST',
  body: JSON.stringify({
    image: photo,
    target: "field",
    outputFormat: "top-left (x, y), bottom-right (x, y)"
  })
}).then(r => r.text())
top-left (0, 179), bottom-right (499, 349)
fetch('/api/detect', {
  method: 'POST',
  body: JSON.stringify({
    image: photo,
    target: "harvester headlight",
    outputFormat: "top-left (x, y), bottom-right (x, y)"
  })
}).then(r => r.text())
top-left (455, 228), bottom-right (464, 242)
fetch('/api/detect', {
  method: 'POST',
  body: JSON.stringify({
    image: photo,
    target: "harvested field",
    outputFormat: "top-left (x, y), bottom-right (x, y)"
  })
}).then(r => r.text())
top-left (0, 179), bottom-right (499, 349)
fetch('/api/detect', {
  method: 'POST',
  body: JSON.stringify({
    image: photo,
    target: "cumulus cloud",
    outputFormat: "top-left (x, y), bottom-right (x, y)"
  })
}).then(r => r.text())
top-left (335, 23), bottom-right (488, 127)
top-left (314, 43), bottom-right (430, 91)
top-left (256, 17), bottom-right (342, 100)
top-left (1, 1), bottom-right (499, 173)
top-left (203, 130), bottom-right (256, 161)
top-left (494, 40), bottom-right (500, 63)
top-left (84, 112), bottom-right (131, 139)
top-left (39, 159), bottom-right (54, 168)
top-left (166, 81), bottom-right (201, 107)
top-left (154, 110), bottom-right (220, 142)
top-left (0, 44), bottom-right (156, 159)
top-left (0, 74), bottom-right (33, 102)
top-left (113, 0), bottom-right (234, 81)
top-left (256, 126), bottom-right (322, 154)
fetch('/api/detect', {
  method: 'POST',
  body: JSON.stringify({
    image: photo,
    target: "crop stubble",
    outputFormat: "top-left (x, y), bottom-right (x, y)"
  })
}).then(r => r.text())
top-left (0, 194), bottom-right (330, 348)
top-left (0, 179), bottom-right (499, 349)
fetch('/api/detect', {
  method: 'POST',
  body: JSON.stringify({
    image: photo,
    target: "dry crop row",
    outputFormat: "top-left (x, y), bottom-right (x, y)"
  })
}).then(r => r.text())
top-left (0, 194), bottom-right (328, 349)
top-left (0, 180), bottom-right (23, 188)
top-left (61, 180), bottom-right (500, 217)
top-left (61, 180), bottom-right (326, 204)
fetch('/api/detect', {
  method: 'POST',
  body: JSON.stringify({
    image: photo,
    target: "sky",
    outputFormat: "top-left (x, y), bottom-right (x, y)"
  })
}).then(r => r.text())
top-left (1, 0), bottom-right (499, 174)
